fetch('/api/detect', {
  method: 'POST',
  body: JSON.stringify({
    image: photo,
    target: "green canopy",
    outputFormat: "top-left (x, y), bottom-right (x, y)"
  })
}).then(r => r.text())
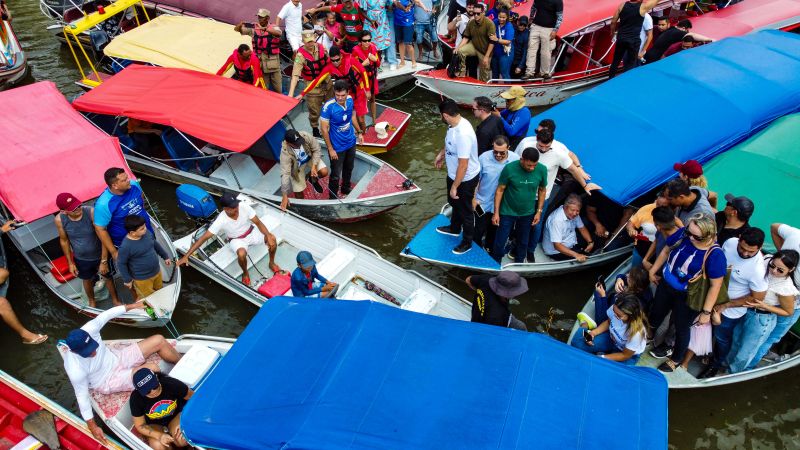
top-left (705, 113), bottom-right (800, 254)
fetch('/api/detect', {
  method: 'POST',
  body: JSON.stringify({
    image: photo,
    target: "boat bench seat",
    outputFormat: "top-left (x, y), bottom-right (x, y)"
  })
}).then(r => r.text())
top-left (208, 154), bottom-right (264, 189)
top-left (209, 214), bottom-right (283, 277)
top-left (169, 344), bottom-right (221, 389)
top-left (401, 289), bottom-right (438, 314)
top-left (316, 247), bottom-right (356, 283)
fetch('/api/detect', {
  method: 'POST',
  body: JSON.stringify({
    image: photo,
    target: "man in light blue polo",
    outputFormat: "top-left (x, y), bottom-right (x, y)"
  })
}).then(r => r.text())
top-left (320, 80), bottom-right (365, 199)
top-left (472, 135), bottom-right (519, 251)
top-left (94, 167), bottom-right (153, 259)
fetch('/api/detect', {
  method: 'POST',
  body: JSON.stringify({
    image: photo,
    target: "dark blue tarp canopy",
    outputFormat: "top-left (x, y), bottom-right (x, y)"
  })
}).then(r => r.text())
top-left (181, 298), bottom-right (668, 449)
top-left (528, 30), bottom-right (800, 206)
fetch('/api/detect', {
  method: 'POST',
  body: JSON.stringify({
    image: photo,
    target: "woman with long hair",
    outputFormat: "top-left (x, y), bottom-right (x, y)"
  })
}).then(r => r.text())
top-left (728, 249), bottom-right (800, 372)
top-left (647, 213), bottom-right (727, 372)
top-left (578, 266), bottom-right (652, 330)
top-left (572, 294), bottom-right (649, 365)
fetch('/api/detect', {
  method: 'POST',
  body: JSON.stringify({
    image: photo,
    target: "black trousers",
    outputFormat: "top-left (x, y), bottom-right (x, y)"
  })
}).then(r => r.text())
top-left (473, 211), bottom-right (497, 250)
top-left (329, 145), bottom-right (356, 195)
top-left (608, 38), bottom-right (641, 79)
top-left (648, 281), bottom-right (696, 364)
top-left (447, 176), bottom-right (478, 243)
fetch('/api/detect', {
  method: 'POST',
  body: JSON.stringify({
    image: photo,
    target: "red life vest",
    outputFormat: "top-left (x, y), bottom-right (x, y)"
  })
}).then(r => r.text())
top-left (298, 43), bottom-right (329, 81)
top-left (232, 53), bottom-right (255, 83)
top-left (252, 27), bottom-right (280, 56)
top-left (328, 55), bottom-right (366, 94)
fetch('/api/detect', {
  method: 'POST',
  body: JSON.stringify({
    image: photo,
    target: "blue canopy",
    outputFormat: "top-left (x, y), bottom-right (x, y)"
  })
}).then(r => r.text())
top-left (528, 30), bottom-right (800, 206)
top-left (181, 298), bottom-right (668, 449)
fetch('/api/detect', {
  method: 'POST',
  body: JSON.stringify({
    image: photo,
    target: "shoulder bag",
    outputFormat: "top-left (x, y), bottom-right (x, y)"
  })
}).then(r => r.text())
top-left (686, 245), bottom-right (731, 312)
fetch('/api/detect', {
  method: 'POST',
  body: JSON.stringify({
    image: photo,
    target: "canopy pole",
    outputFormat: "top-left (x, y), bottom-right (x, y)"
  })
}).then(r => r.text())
top-left (221, 154), bottom-right (243, 189)
top-left (560, 35), bottom-right (605, 69)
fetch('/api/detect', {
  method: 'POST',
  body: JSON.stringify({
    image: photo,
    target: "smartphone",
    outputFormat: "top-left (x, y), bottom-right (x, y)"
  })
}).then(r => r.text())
top-left (596, 275), bottom-right (605, 287)
top-left (583, 329), bottom-right (593, 344)
top-left (475, 204), bottom-right (485, 217)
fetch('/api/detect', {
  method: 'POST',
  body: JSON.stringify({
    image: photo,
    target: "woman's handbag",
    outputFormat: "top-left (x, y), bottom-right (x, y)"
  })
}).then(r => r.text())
top-left (686, 245), bottom-right (731, 312)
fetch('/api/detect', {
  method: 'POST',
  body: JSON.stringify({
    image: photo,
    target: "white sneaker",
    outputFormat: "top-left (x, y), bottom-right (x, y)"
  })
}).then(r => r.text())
top-left (389, 64), bottom-right (398, 71)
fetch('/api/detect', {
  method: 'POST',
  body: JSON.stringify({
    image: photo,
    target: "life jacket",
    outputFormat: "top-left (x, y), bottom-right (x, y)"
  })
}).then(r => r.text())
top-left (352, 44), bottom-right (378, 78)
top-left (298, 43), bottom-right (329, 81)
top-left (232, 53), bottom-right (255, 82)
top-left (252, 27), bottom-right (280, 56)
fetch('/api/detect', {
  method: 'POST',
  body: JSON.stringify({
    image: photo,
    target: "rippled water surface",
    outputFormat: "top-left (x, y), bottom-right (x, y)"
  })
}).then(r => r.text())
top-left (3, 2), bottom-right (800, 448)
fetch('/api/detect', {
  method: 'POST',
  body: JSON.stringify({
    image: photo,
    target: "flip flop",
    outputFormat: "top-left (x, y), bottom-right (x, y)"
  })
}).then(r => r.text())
top-left (23, 334), bottom-right (48, 345)
top-left (242, 275), bottom-right (251, 286)
top-left (657, 360), bottom-right (678, 373)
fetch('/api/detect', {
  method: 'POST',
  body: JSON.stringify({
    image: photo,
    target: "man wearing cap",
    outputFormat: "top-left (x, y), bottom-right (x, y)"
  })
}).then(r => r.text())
top-left (55, 193), bottom-right (121, 308)
top-left (235, 9), bottom-right (283, 93)
top-left (129, 368), bottom-right (193, 449)
top-left (289, 31), bottom-right (331, 138)
top-left (466, 270), bottom-right (528, 330)
top-left (290, 250), bottom-right (338, 297)
top-left (177, 194), bottom-right (281, 286)
top-left (63, 302), bottom-right (181, 444)
top-left (491, 86), bottom-right (531, 150)
top-left (716, 194), bottom-right (754, 246)
top-left (280, 129), bottom-right (329, 211)
top-left (94, 167), bottom-right (154, 257)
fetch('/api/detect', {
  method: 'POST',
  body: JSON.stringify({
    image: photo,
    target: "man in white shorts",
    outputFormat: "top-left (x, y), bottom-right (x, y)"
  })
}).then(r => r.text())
top-left (177, 192), bottom-right (282, 285)
top-left (64, 301), bottom-right (182, 444)
top-left (277, 0), bottom-right (304, 52)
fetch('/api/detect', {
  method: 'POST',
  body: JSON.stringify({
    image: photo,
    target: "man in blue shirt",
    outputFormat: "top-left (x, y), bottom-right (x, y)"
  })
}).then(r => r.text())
top-left (492, 86), bottom-right (531, 150)
top-left (290, 251), bottom-right (338, 297)
top-left (94, 167), bottom-right (153, 258)
top-left (472, 135), bottom-right (519, 250)
top-left (320, 80), bottom-right (364, 199)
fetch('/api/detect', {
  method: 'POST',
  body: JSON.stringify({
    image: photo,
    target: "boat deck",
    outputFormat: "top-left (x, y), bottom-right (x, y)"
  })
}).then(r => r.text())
top-left (403, 214), bottom-right (501, 271)
top-left (362, 107), bottom-right (408, 147)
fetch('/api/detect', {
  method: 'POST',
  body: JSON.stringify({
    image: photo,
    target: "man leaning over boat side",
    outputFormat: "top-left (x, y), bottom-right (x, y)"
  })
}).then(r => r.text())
top-left (63, 302), bottom-right (182, 444)
top-left (280, 129), bottom-right (329, 211)
top-left (176, 193), bottom-right (283, 286)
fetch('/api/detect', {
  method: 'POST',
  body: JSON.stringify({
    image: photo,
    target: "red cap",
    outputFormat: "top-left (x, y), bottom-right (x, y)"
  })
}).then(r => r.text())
top-left (56, 193), bottom-right (81, 212)
top-left (673, 160), bottom-right (703, 179)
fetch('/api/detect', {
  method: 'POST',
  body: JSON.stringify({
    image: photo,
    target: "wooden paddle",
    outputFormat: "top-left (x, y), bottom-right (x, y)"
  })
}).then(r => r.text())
top-left (22, 410), bottom-right (62, 450)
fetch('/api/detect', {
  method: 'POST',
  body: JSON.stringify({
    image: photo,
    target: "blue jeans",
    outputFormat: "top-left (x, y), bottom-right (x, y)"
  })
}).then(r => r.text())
top-left (570, 331), bottom-right (640, 366)
top-left (593, 290), bottom-right (611, 325)
top-left (491, 52), bottom-right (513, 79)
top-left (527, 197), bottom-right (551, 254)
top-left (415, 22), bottom-right (438, 44)
top-left (711, 314), bottom-right (743, 368)
top-left (493, 214), bottom-right (533, 263)
top-left (385, 10), bottom-right (398, 64)
top-left (727, 309), bottom-right (776, 373)
top-left (746, 305), bottom-right (800, 370)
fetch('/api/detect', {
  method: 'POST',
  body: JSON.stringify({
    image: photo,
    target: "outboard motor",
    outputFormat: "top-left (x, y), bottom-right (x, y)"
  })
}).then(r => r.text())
top-left (176, 184), bottom-right (217, 226)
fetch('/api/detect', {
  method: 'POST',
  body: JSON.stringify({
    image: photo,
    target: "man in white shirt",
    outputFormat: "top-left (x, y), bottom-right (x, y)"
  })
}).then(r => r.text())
top-left (700, 229), bottom-right (768, 378)
top-left (447, 2), bottom-right (473, 47)
top-left (63, 302), bottom-right (181, 444)
top-left (542, 194), bottom-right (595, 262)
top-left (177, 193), bottom-right (282, 285)
top-left (515, 127), bottom-right (599, 260)
top-left (434, 99), bottom-right (481, 255)
top-left (639, 13), bottom-right (653, 61)
top-left (473, 135), bottom-right (520, 250)
top-left (277, 0), bottom-right (304, 52)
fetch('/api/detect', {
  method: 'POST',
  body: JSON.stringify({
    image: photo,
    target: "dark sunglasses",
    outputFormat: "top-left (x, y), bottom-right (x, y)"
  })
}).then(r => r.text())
top-left (493, 150), bottom-right (508, 156)
top-left (769, 262), bottom-right (787, 274)
top-left (331, 57), bottom-right (342, 62)
top-left (362, 39), bottom-right (371, 43)
top-left (686, 231), bottom-right (705, 241)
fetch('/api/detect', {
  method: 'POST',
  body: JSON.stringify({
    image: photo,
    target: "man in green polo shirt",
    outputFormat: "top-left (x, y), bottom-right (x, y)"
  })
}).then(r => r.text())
top-left (491, 147), bottom-right (547, 263)
top-left (454, 2), bottom-right (495, 81)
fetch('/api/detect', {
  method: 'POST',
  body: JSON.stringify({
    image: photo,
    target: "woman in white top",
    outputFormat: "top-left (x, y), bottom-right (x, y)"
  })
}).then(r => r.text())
top-left (571, 294), bottom-right (649, 365)
top-left (728, 249), bottom-right (799, 373)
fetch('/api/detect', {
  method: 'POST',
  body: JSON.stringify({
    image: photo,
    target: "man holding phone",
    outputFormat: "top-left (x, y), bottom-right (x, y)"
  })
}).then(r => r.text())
top-left (473, 135), bottom-right (519, 251)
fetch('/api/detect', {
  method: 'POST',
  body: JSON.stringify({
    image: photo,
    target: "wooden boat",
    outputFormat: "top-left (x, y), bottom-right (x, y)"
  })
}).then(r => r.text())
top-left (0, 17), bottom-right (27, 86)
top-left (0, 368), bottom-right (122, 449)
top-left (56, 335), bottom-right (234, 450)
top-left (73, 65), bottom-right (420, 223)
top-left (173, 190), bottom-right (472, 320)
top-left (0, 82), bottom-right (182, 328)
top-left (401, 204), bottom-right (632, 277)
top-left (417, 0), bottom-right (800, 107)
top-left (569, 114), bottom-right (800, 387)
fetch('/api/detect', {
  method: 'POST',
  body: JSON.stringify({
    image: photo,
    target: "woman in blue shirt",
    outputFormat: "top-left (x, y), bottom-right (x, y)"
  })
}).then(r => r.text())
top-left (489, 9), bottom-right (514, 80)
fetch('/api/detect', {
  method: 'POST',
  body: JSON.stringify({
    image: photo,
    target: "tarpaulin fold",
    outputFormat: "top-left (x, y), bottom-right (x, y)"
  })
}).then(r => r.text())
top-left (182, 297), bottom-right (669, 450)
top-left (0, 82), bottom-right (131, 222)
top-left (527, 31), bottom-right (800, 206)
top-left (71, 65), bottom-right (299, 152)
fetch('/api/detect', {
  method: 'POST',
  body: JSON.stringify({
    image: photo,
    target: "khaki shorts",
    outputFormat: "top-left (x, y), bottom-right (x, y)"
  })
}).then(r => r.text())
top-left (133, 271), bottom-right (163, 298)
top-left (291, 159), bottom-right (327, 193)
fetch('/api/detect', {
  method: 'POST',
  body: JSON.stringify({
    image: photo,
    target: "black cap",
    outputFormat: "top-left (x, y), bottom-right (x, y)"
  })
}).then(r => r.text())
top-left (284, 129), bottom-right (305, 146)
top-left (220, 192), bottom-right (240, 208)
top-left (724, 193), bottom-right (755, 221)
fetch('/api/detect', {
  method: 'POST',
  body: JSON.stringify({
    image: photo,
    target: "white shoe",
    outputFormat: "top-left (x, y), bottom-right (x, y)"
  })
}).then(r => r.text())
top-left (389, 64), bottom-right (398, 71)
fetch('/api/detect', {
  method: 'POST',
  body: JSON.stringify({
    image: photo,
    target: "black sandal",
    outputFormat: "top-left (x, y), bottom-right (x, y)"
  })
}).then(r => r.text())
top-left (658, 360), bottom-right (678, 373)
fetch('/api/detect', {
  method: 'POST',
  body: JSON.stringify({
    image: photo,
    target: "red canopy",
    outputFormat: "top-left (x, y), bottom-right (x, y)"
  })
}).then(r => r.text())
top-left (0, 82), bottom-right (132, 222)
top-left (688, 0), bottom-right (800, 40)
top-left (72, 65), bottom-right (299, 152)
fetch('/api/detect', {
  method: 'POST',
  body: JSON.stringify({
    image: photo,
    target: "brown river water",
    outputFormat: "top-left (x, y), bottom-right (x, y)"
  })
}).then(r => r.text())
top-left (2, 1), bottom-right (799, 448)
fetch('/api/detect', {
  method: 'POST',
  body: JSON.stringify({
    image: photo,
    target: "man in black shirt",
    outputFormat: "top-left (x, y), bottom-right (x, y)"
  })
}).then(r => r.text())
top-left (716, 193), bottom-right (754, 245)
top-left (608, 0), bottom-right (659, 78)
top-left (472, 96), bottom-right (506, 155)
top-left (644, 19), bottom-right (693, 63)
top-left (524, 0), bottom-right (562, 79)
top-left (129, 368), bottom-right (194, 449)
top-left (466, 271), bottom-right (528, 330)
